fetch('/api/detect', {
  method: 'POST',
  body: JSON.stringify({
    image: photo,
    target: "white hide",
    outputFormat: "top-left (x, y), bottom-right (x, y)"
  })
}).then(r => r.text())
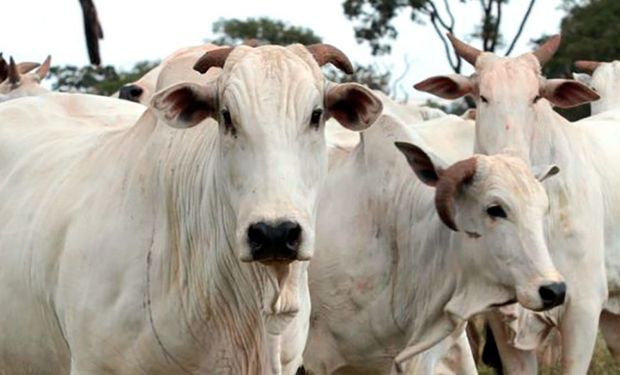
top-left (304, 111), bottom-right (562, 375)
top-left (0, 45), bottom-right (381, 375)
top-left (417, 47), bottom-right (620, 374)
top-left (573, 61), bottom-right (620, 114)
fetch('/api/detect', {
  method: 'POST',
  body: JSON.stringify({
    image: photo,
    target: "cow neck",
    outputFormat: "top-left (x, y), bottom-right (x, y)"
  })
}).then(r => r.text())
top-left (125, 112), bottom-right (284, 374)
top-left (474, 101), bottom-right (586, 172)
top-left (386, 173), bottom-right (511, 365)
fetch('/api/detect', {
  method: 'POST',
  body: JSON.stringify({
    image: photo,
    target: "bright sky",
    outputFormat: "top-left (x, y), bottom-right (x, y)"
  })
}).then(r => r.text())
top-left (1, 0), bottom-right (565, 101)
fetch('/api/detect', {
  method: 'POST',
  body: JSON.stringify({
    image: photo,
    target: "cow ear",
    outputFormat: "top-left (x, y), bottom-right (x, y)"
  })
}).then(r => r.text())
top-left (542, 79), bottom-right (600, 108)
top-left (414, 75), bottom-right (472, 99)
top-left (325, 83), bottom-right (383, 131)
top-left (151, 82), bottom-right (217, 129)
top-left (394, 141), bottom-right (445, 187)
top-left (36, 55), bottom-right (52, 80)
top-left (572, 72), bottom-right (592, 87)
top-left (532, 164), bottom-right (560, 182)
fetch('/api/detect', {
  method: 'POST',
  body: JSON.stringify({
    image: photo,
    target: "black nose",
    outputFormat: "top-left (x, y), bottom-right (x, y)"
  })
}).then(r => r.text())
top-left (119, 84), bottom-right (143, 102)
top-left (539, 282), bottom-right (567, 309)
top-left (247, 221), bottom-right (302, 262)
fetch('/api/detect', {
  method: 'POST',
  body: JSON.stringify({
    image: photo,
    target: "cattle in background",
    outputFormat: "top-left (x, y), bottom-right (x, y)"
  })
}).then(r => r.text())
top-left (303, 108), bottom-right (564, 374)
top-left (116, 44), bottom-right (223, 104)
top-left (0, 55), bottom-right (51, 102)
top-left (0, 43), bottom-right (382, 375)
top-left (574, 60), bottom-right (620, 114)
top-left (416, 34), bottom-right (620, 375)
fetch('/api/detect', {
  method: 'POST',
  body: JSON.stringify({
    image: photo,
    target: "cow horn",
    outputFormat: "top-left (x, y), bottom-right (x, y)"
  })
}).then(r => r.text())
top-left (36, 55), bottom-right (52, 79)
top-left (0, 54), bottom-right (8, 82)
top-left (446, 33), bottom-right (482, 66)
top-left (8, 57), bottom-right (20, 85)
top-left (17, 61), bottom-right (40, 74)
top-left (434, 157), bottom-right (478, 231)
top-left (574, 60), bottom-right (602, 74)
top-left (306, 44), bottom-right (354, 74)
top-left (193, 47), bottom-right (234, 73)
top-left (532, 34), bottom-right (561, 66)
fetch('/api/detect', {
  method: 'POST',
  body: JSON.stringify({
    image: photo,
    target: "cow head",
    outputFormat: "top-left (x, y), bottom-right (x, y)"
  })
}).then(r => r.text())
top-left (396, 142), bottom-right (566, 312)
top-left (0, 55), bottom-right (51, 100)
top-left (573, 60), bottom-right (620, 114)
top-left (414, 34), bottom-right (599, 157)
top-left (151, 44), bottom-right (382, 265)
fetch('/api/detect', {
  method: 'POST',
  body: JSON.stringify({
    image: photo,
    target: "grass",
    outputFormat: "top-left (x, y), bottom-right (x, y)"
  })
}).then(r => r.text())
top-left (477, 334), bottom-right (620, 375)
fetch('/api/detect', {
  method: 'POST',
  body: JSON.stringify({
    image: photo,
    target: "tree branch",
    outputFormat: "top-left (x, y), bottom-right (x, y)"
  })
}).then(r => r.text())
top-left (490, 0), bottom-right (502, 52)
top-left (442, 0), bottom-right (455, 29)
top-left (429, 14), bottom-right (461, 73)
top-left (504, 0), bottom-right (537, 56)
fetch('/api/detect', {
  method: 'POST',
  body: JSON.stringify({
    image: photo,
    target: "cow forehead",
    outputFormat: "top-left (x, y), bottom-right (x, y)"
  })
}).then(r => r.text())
top-left (218, 46), bottom-right (324, 110)
top-left (221, 46), bottom-right (324, 88)
top-left (476, 54), bottom-right (540, 95)
top-left (475, 155), bottom-right (544, 199)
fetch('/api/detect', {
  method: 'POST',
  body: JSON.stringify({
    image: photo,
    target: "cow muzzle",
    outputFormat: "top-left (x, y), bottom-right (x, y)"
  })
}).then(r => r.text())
top-left (538, 282), bottom-right (566, 310)
top-left (246, 220), bottom-right (302, 263)
top-left (119, 84), bottom-right (144, 103)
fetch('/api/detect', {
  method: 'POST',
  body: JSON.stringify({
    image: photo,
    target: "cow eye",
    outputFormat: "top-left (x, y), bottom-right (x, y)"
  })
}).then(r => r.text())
top-left (480, 95), bottom-right (488, 104)
top-left (221, 109), bottom-right (235, 135)
top-left (310, 109), bottom-right (323, 129)
top-left (486, 205), bottom-right (507, 219)
top-left (533, 95), bottom-right (543, 104)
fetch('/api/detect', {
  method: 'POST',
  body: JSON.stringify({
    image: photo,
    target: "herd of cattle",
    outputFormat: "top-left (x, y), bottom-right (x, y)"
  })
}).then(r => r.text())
top-left (0, 33), bottom-right (618, 375)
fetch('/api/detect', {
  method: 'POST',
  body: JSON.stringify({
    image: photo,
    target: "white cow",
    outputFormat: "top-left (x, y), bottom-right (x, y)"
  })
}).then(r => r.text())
top-left (303, 107), bottom-right (565, 375)
top-left (0, 44), bottom-right (382, 375)
top-left (116, 44), bottom-right (224, 104)
top-left (416, 34), bottom-right (620, 374)
top-left (0, 55), bottom-right (51, 102)
top-left (573, 60), bottom-right (620, 114)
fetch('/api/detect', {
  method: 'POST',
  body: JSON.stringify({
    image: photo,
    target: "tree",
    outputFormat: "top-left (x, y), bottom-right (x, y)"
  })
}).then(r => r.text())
top-left (211, 17), bottom-right (322, 46)
top-left (342, 0), bottom-right (537, 73)
top-left (534, 0), bottom-right (620, 120)
top-left (538, 0), bottom-right (620, 78)
top-left (47, 61), bottom-right (158, 96)
top-left (210, 17), bottom-right (392, 93)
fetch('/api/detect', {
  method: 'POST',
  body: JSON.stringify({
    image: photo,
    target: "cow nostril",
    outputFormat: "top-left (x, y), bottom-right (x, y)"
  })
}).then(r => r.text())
top-left (119, 84), bottom-right (144, 102)
top-left (284, 222), bottom-right (302, 250)
top-left (539, 282), bottom-right (567, 309)
top-left (247, 223), bottom-right (267, 252)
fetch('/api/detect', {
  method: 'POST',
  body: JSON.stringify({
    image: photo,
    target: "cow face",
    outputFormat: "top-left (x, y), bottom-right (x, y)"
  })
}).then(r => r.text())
top-left (574, 60), bottom-right (620, 114)
top-left (151, 45), bottom-right (382, 264)
top-left (396, 142), bottom-right (566, 312)
top-left (414, 35), bottom-right (599, 158)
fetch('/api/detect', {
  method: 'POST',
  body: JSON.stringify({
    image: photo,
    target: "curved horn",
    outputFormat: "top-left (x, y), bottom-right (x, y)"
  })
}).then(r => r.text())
top-left (8, 57), bottom-right (20, 85)
top-left (36, 55), bottom-right (52, 79)
top-left (0, 54), bottom-right (8, 82)
top-left (574, 60), bottom-right (602, 74)
top-left (434, 157), bottom-right (478, 231)
top-left (193, 47), bottom-right (234, 74)
top-left (447, 33), bottom-right (482, 66)
top-left (532, 34), bottom-right (561, 66)
top-left (306, 44), bottom-right (354, 74)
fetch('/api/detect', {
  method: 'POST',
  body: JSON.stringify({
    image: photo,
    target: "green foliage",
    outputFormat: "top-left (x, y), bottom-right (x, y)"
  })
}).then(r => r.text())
top-left (211, 17), bottom-right (322, 46)
top-left (534, 0), bottom-right (620, 120)
top-left (539, 0), bottom-right (620, 78)
top-left (47, 61), bottom-right (158, 96)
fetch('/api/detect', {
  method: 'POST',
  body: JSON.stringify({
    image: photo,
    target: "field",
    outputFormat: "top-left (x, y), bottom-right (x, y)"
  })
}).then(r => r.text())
top-left (478, 334), bottom-right (620, 375)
